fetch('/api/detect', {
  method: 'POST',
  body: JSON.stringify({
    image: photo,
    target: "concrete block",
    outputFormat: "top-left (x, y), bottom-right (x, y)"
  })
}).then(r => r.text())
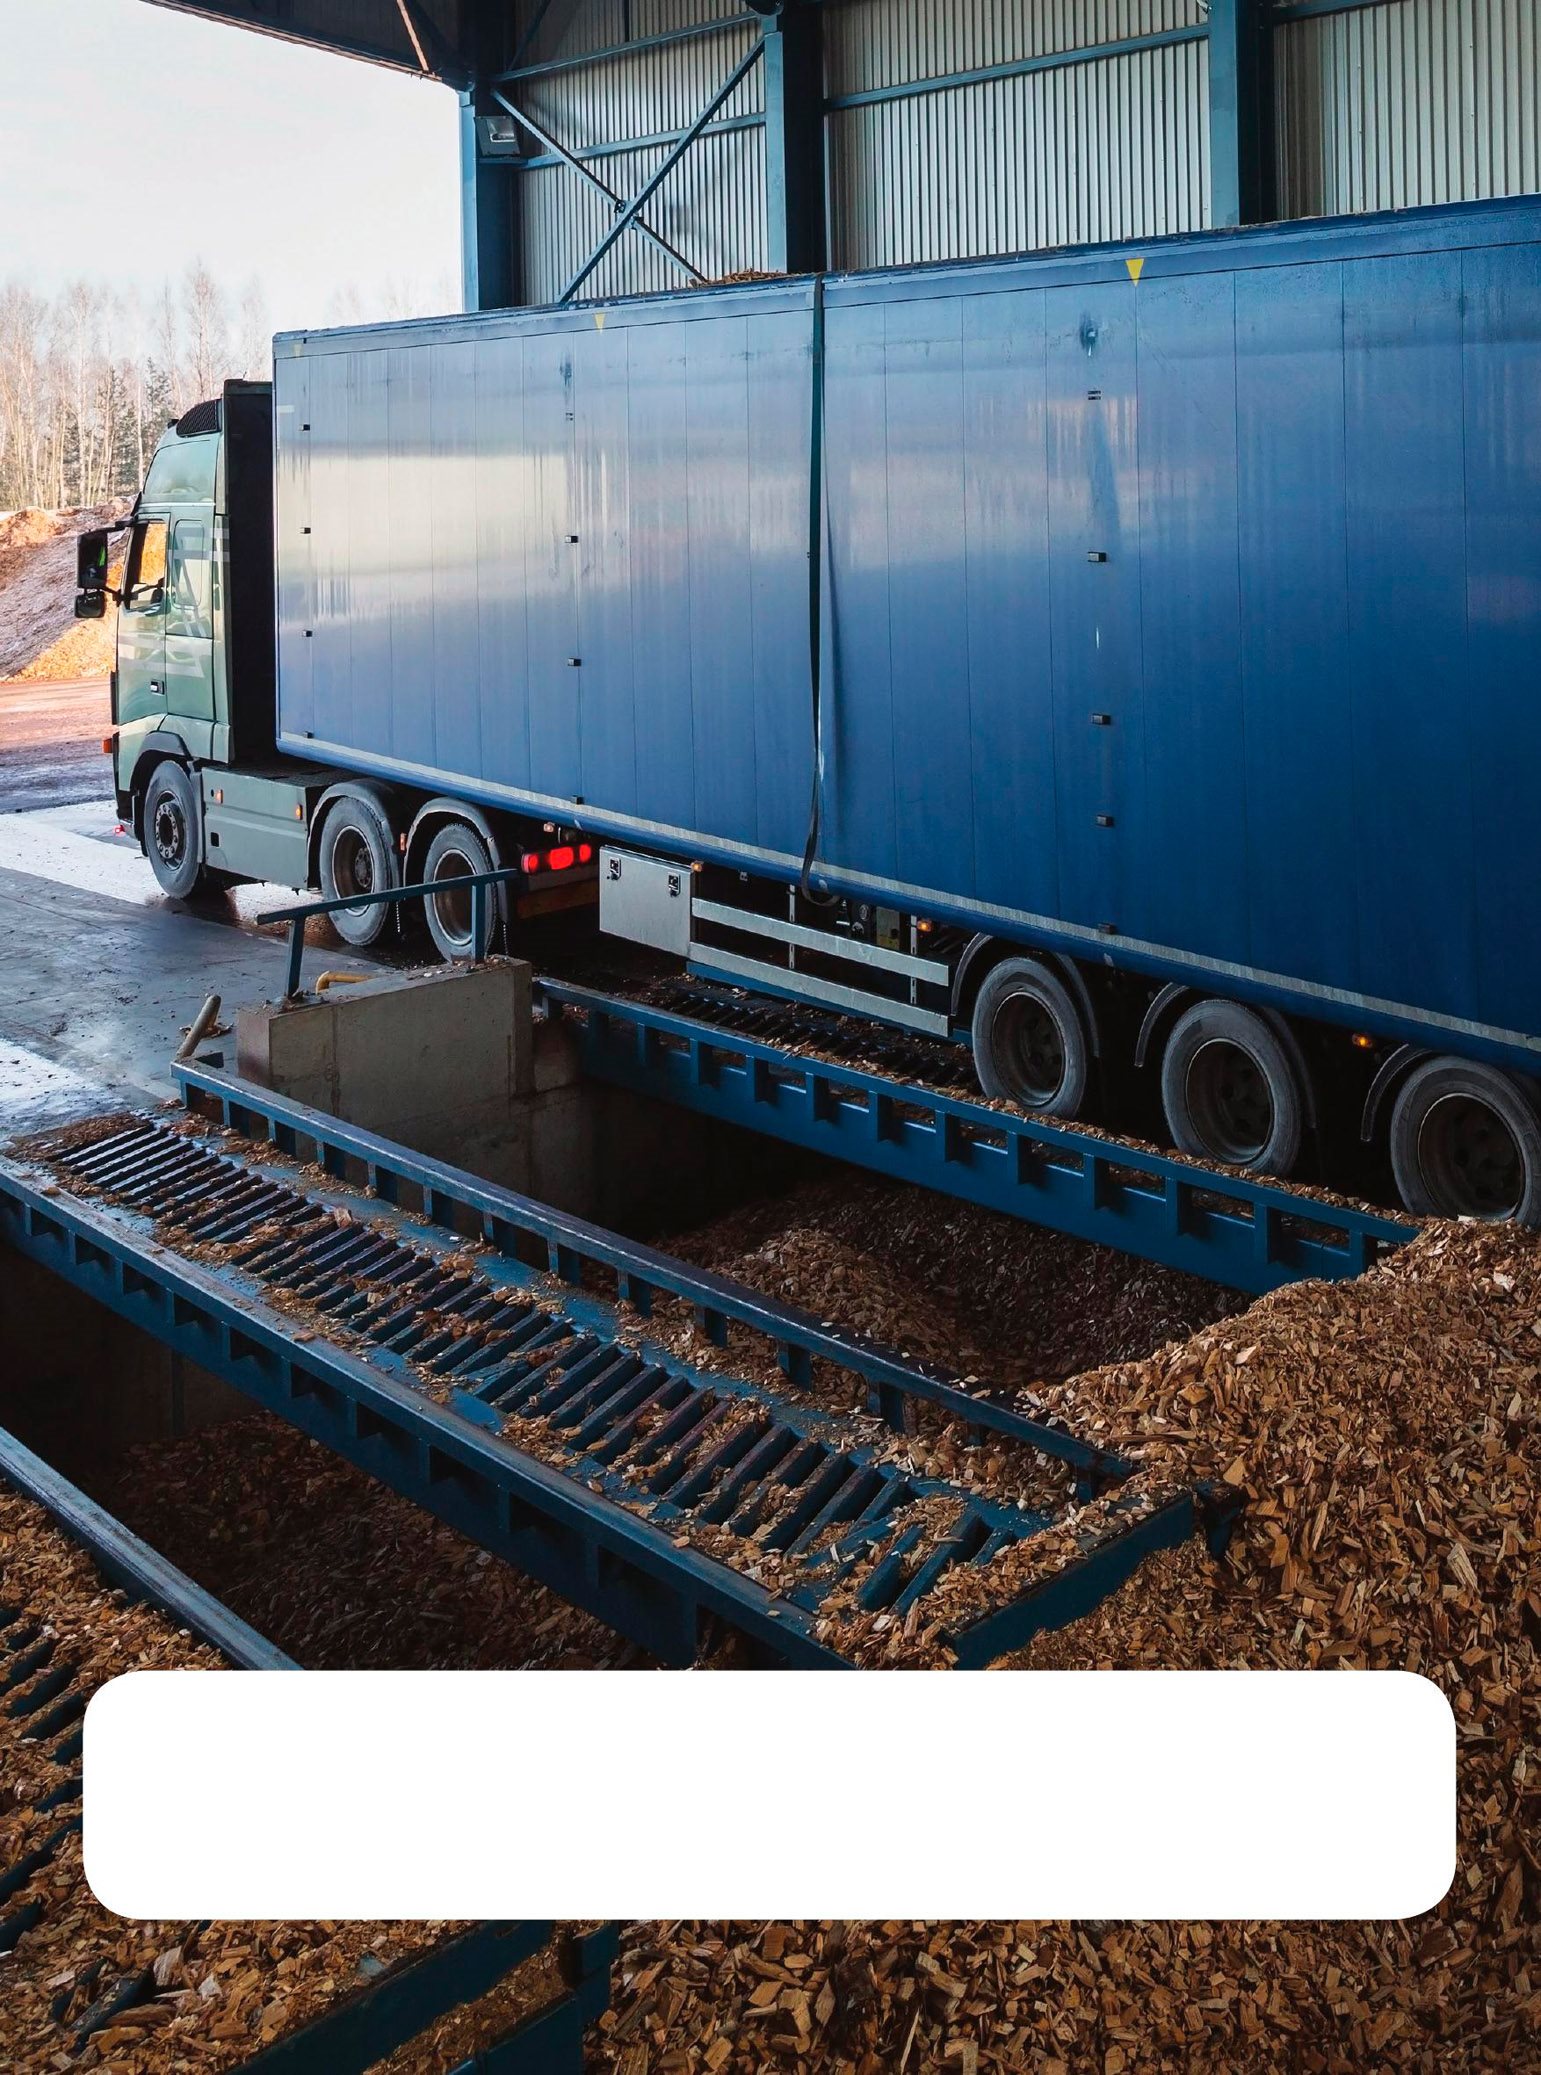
top-left (330, 963), bottom-right (530, 1142)
top-left (236, 962), bottom-right (534, 1155)
top-left (236, 992), bottom-right (338, 1113)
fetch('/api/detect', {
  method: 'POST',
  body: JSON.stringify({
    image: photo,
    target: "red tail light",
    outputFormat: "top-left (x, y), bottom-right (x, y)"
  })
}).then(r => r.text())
top-left (521, 843), bottom-right (594, 875)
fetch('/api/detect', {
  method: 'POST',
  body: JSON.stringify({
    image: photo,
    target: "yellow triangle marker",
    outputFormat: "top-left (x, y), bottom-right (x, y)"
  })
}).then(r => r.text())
top-left (594, 309), bottom-right (607, 331)
top-left (1126, 256), bottom-right (1145, 283)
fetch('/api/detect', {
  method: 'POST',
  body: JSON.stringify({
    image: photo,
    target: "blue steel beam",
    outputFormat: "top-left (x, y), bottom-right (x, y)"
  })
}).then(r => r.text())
top-left (0, 1426), bottom-right (293, 1671)
top-left (536, 981), bottom-right (1416, 1295)
top-left (246, 1923), bottom-right (614, 2075)
top-left (504, 113), bottom-right (765, 173)
top-left (763, 5), bottom-right (826, 275)
top-left (489, 91), bottom-right (707, 286)
top-left (172, 1059), bottom-right (1126, 1481)
top-left (497, 11), bottom-right (767, 85)
top-left (461, 1), bottom-right (518, 309)
top-left (821, 26), bottom-right (1209, 113)
top-left (1208, 0), bottom-right (1276, 227)
top-left (461, 94), bottom-right (520, 311)
top-left (559, 35), bottom-right (768, 301)
top-left (0, 1157), bottom-right (849, 1668)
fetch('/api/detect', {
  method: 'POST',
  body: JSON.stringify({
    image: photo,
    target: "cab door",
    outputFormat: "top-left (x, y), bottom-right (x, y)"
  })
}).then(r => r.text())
top-left (115, 516), bottom-right (169, 728)
top-left (164, 516), bottom-right (215, 723)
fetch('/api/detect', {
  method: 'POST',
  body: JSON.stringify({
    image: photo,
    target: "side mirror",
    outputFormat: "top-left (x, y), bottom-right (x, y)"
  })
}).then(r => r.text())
top-left (76, 527), bottom-right (109, 617)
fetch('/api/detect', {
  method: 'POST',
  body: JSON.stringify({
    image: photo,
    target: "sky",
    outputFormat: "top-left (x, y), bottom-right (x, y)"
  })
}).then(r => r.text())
top-left (0, 0), bottom-right (462, 329)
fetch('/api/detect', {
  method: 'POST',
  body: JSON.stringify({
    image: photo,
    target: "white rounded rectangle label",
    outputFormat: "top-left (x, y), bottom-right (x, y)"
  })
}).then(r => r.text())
top-left (84, 1670), bottom-right (1455, 1921)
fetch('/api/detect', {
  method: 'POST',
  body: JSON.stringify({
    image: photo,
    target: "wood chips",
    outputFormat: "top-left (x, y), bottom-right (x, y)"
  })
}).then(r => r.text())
top-left (589, 1215), bottom-right (1540, 2071)
top-left (0, 1481), bottom-right (558, 2073)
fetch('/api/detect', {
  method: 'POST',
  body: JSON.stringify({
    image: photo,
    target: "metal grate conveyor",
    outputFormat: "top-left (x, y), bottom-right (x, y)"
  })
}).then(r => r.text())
top-left (0, 1078), bottom-right (1238, 1670)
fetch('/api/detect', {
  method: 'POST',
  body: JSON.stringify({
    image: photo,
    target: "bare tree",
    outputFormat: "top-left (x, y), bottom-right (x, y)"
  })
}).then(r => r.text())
top-left (152, 277), bottom-right (184, 420)
top-left (182, 262), bottom-right (231, 407)
top-left (237, 276), bottom-right (272, 381)
top-left (0, 283), bottom-right (48, 506)
top-left (0, 263), bottom-right (269, 512)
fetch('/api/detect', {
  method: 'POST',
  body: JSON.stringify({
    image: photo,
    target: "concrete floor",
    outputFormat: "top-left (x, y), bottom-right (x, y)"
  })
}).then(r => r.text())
top-left (0, 797), bottom-right (388, 1128)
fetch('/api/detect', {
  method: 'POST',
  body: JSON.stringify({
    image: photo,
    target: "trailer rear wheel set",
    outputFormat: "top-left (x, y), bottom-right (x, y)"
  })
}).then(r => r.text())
top-left (960, 942), bottom-right (1538, 1223)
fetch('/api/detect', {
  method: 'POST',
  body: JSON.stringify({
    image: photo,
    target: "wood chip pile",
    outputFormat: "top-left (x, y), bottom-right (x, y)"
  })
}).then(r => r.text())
top-left (0, 1479), bottom-right (532, 2074)
top-left (592, 1220), bottom-right (1541, 2072)
top-left (98, 1414), bottom-right (630, 1672)
top-left (664, 1172), bottom-right (1237, 1391)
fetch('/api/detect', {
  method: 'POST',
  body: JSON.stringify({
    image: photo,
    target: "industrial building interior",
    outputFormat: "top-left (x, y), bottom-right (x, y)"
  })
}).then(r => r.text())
top-left (1, 1), bottom-right (1537, 2071)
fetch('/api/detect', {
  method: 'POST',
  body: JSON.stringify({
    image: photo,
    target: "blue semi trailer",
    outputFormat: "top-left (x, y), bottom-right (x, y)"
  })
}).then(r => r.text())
top-left (80, 195), bottom-right (1541, 1223)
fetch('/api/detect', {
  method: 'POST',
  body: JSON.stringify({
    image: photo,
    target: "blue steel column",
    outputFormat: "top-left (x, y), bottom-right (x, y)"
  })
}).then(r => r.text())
top-left (460, 89), bottom-right (519, 311)
top-left (1208, 0), bottom-right (1276, 227)
top-left (762, 3), bottom-right (826, 276)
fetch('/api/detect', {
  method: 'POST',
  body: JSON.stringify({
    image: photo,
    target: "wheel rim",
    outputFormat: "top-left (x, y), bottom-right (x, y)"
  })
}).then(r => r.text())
top-left (1416, 1093), bottom-right (1524, 1220)
top-left (1183, 1038), bottom-right (1274, 1165)
top-left (430, 848), bottom-right (476, 949)
top-left (152, 795), bottom-right (187, 873)
top-left (991, 992), bottom-right (1067, 1107)
top-left (333, 827), bottom-right (376, 906)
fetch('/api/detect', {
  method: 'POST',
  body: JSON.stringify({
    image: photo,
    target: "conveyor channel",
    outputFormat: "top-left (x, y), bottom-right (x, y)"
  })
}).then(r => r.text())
top-left (1, 1078), bottom-right (1236, 1669)
top-left (0, 1431), bottom-right (614, 2072)
top-left (538, 978), bottom-right (1417, 1294)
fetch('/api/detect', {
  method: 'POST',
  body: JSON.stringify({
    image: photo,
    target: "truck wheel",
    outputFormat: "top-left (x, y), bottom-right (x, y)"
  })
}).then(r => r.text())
top-left (142, 762), bottom-right (207, 901)
top-left (970, 958), bottom-right (1090, 1118)
top-left (422, 821), bottom-right (499, 963)
top-left (1161, 999), bottom-right (1305, 1176)
top-left (1388, 1058), bottom-right (1541, 1223)
top-left (318, 796), bottom-right (396, 947)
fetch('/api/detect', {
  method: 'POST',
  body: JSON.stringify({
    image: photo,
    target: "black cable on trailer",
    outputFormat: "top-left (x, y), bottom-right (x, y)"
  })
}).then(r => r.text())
top-left (800, 274), bottom-right (837, 909)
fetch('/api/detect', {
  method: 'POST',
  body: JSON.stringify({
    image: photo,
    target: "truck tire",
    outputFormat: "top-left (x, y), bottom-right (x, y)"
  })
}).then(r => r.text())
top-left (318, 795), bottom-right (397, 948)
top-left (970, 958), bottom-right (1091, 1118)
top-left (142, 761), bottom-right (208, 901)
top-left (422, 821), bottom-right (499, 963)
top-left (1161, 999), bottom-right (1305, 1176)
top-left (1388, 1057), bottom-right (1541, 1224)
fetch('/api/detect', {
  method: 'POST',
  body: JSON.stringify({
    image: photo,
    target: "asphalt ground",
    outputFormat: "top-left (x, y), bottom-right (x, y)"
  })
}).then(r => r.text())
top-left (0, 676), bottom-right (113, 814)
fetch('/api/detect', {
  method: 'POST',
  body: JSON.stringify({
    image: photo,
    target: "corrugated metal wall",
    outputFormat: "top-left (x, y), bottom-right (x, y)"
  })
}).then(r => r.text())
top-left (500, 0), bottom-right (1541, 306)
top-left (508, 1), bottom-right (766, 302)
top-left (1276, 0), bottom-right (1541, 219)
top-left (824, 2), bottom-right (1209, 267)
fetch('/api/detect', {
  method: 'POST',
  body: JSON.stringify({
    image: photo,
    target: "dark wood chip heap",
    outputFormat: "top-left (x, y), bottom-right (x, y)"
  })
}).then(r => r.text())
top-left (662, 1172), bottom-right (1238, 1394)
top-left (97, 1415), bottom-right (631, 1674)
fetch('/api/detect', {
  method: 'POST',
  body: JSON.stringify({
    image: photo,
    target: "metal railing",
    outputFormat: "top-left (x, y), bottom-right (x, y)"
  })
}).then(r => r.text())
top-left (258, 869), bottom-right (525, 1000)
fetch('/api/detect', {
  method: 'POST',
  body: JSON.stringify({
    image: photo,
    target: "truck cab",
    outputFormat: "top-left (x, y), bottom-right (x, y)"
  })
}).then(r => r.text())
top-left (79, 381), bottom-right (304, 896)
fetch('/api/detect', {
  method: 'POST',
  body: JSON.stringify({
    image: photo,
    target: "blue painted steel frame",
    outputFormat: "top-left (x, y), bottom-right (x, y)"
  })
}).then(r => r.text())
top-left (0, 1427), bottom-right (293, 1671)
top-left (538, 981), bottom-right (1415, 1294)
top-left (172, 1059), bottom-right (1126, 1480)
top-left (1208, 1), bottom-right (1275, 227)
top-left (1, 1083), bottom-right (1238, 1668)
top-left (0, 1157), bottom-right (848, 1668)
top-left (244, 1923), bottom-right (617, 2075)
